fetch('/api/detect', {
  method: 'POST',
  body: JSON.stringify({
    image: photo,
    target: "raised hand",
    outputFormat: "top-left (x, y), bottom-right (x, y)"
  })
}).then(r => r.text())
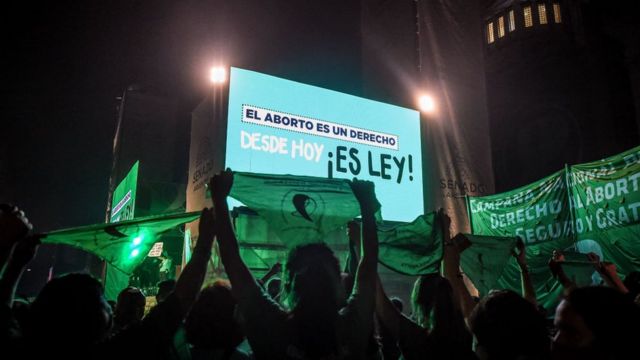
top-left (349, 178), bottom-right (380, 213)
top-left (0, 204), bottom-right (33, 247)
top-left (600, 261), bottom-right (618, 278)
top-left (548, 250), bottom-right (565, 278)
top-left (451, 233), bottom-right (472, 253)
top-left (511, 238), bottom-right (527, 269)
top-left (586, 252), bottom-right (605, 272)
top-left (209, 169), bottom-right (234, 200)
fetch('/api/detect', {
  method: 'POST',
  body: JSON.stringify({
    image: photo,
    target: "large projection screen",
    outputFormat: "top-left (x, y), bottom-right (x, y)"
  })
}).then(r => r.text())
top-left (225, 67), bottom-right (423, 222)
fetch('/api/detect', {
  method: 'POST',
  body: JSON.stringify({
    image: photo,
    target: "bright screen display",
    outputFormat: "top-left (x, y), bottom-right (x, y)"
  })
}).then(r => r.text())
top-left (225, 67), bottom-right (423, 222)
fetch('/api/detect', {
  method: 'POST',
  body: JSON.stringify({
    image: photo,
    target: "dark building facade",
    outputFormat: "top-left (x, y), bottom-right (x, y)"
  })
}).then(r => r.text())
top-left (483, 0), bottom-right (639, 191)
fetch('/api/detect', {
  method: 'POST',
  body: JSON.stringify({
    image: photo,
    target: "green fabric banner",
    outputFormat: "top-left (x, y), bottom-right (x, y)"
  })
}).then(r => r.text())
top-left (459, 234), bottom-right (518, 296)
top-left (468, 170), bottom-right (574, 245)
top-left (43, 211), bottom-right (200, 275)
top-left (460, 234), bottom-right (596, 303)
top-left (229, 172), bottom-right (363, 247)
top-left (467, 145), bottom-right (640, 305)
top-left (378, 212), bottom-right (443, 275)
top-left (230, 172), bottom-right (441, 275)
top-left (569, 145), bottom-right (640, 276)
top-left (467, 171), bottom-right (576, 304)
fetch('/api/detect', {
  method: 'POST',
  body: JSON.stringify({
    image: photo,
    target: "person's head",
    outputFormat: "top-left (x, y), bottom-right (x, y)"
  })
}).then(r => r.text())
top-left (185, 280), bottom-right (244, 350)
top-left (281, 243), bottom-right (344, 357)
top-left (282, 243), bottom-right (343, 311)
top-left (114, 286), bottom-right (146, 328)
top-left (410, 274), bottom-right (454, 327)
top-left (411, 274), bottom-right (471, 346)
top-left (26, 273), bottom-right (112, 347)
top-left (552, 286), bottom-right (640, 359)
top-left (156, 279), bottom-right (176, 303)
top-left (470, 290), bottom-right (549, 360)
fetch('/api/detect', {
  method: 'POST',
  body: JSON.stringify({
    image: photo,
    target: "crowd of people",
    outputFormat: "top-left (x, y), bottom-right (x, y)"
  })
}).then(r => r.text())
top-left (1, 171), bottom-right (639, 359)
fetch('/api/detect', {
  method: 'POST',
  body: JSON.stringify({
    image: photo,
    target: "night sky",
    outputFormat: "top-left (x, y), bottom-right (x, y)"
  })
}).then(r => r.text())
top-left (3, 1), bottom-right (365, 233)
top-left (4, 2), bottom-right (186, 231)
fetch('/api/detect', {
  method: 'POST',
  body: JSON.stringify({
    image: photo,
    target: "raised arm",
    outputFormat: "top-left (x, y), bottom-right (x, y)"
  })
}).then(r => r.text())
top-left (375, 275), bottom-right (414, 340)
top-left (549, 250), bottom-right (575, 291)
top-left (209, 170), bottom-right (256, 299)
top-left (0, 206), bottom-right (38, 307)
top-left (441, 213), bottom-right (476, 320)
top-left (586, 253), bottom-right (628, 294)
top-left (512, 238), bottom-right (537, 306)
top-left (172, 208), bottom-right (215, 313)
top-left (349, 179), bottom-right (379, 291)
top-left (343, 220), bottom-right (360, 275)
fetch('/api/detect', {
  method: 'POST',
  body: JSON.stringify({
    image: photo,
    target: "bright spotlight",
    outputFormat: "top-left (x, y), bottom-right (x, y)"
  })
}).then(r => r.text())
top-left (210, 66), bottom-right (227, 84)
top-left (418, 94), bottom-right (436, 113)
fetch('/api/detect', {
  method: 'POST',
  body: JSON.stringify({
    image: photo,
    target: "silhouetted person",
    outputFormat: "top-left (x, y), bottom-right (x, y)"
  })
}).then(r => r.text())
top-left (25, 273), bottom-right (114, 356)
top-left (1, 207), bottom-right (216, 360)
top-left (377, 274), bottom-right (475, 360)
top-left (209, 170), bottom-right (380, 359)
top-left (158, 250), bottom-right (174, 281)
top-left (377, 296), bottom-right (403, 360)
top-left (551, 286), bottom-right (640, 360)
top-left (113, 286), bottom-right (146, 332)
top-left (470, 290), bottom-right (549, 360)
top-left (184, 280), bottom-right (249, 360)
top-left (156, 279), bottom-right (176, 304)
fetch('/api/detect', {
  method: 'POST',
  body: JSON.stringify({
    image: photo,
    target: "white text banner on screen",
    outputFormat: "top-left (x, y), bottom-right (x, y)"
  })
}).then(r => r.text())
top-left (242, 105), bottom-right (399, 151)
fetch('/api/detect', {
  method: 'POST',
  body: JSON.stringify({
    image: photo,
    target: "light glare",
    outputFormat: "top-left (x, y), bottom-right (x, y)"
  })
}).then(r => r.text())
top-left (418, 94), bottom-right (436, 113)
top-left (210, 67), bottom-right (227, 84)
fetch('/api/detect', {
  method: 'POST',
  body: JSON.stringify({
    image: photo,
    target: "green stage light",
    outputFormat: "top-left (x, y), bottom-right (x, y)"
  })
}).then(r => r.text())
top-left (130, 249), bottom-right (140, 257)
top-left (132, 235), bottom-right (143, 246)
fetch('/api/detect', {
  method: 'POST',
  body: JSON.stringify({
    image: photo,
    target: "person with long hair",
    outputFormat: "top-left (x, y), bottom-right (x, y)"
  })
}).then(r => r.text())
top-left (209, 170), bottom-right (379, 359)
top-left (374, 211), bottom-right (475, 360)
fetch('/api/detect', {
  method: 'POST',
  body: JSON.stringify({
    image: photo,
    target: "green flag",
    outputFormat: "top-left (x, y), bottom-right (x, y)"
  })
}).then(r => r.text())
top-left (459, 234), bottom-right (518, 296)
top-left (467, 170), bottom-right (576, 305)
top-left (560, 252), bottom-right (598, 287)
top-left (378, 212), bottom-right (443, 275)
top-left (229, 172), bottom-right (363, 247)
top-left (43, 211), bottom-right (200, 275)
top-left (459, 234), bottom-right (596, 303)
top-left (569, 145), bottom-right (640, 276)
